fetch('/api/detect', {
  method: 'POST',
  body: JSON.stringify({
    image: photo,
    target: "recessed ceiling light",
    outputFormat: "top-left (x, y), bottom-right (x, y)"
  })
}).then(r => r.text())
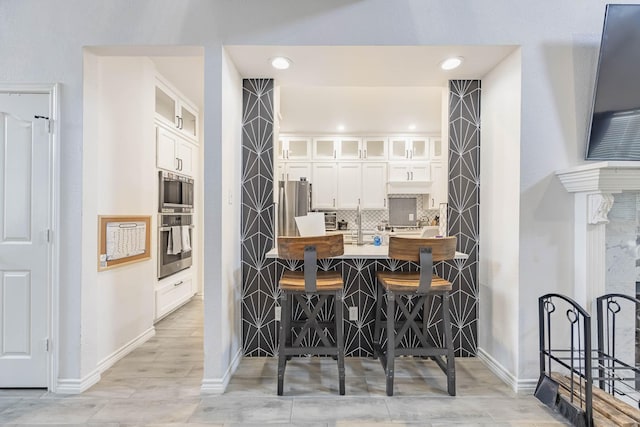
top-left (270, 57), bottom-right (291, 70)
top-left (408, 124), bottom-right (416, 130)
top-left (440, 57), bottom-right (463, 71)
top-left (337, 124), bottom-right (345, 131)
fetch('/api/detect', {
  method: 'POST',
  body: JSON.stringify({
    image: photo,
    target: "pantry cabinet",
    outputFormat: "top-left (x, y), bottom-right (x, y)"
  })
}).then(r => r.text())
top-left (156, 126), bottom-right (195, 177)
top-left (155, 77), bottom-right (198, 142)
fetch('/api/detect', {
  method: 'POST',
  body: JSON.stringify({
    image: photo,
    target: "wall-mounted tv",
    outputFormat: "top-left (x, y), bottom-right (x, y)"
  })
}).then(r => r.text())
top-left (586, 4), bottom-right (640, 160)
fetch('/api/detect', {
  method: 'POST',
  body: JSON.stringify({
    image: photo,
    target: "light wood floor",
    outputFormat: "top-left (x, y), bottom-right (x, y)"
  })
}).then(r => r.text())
top-left (0, 298), bottom-right (569, 426)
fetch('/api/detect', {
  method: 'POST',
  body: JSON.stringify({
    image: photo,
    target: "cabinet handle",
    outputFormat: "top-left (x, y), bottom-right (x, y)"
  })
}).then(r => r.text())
top-left (406, 171), bottom-right (410, 181)
top-left (176, 157), bottom-right (180, 170)
top-left (179, 117), bottom-right (184, 129)
top-left (333, 149), bottom-right (336, 159)
top-left (406, 149), bottom-right (409, 159)
top-left (358, 149), bottom-right (362, 159)
top-left (286, 150), bottom-right (289, 159)
top-left (432, 198), bottom-right (434, 207)
top-left (364, 149), bottom-right (367, 159)
top-left (411, 171), bottom-right (414, 180)
top-left (286, 173), bottom-right (289, 181)
top-left (384, 198), bottom-right (386, 207)
top-left (174, 281), bottom-right (183, 287)
top-left (333, 198), bottom-right (335, 207)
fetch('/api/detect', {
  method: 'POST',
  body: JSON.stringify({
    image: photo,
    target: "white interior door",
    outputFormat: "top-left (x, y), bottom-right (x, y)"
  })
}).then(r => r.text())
top-left (0, 92), bottom-right (50, 387)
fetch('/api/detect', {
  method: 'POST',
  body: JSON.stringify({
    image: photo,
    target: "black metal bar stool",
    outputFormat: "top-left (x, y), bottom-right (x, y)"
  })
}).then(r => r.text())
top-left (276, 233), bottom-right (345, 395)
top-left (373, 236), bottom-right (457, 396)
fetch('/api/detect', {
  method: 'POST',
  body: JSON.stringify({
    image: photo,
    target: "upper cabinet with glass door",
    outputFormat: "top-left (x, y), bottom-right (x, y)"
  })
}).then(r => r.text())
top-left (388, 136), bottom-right (430, 161)
top-left (278, 136), bottom-right (311, 160)
top-left (430, 137), bottom-right (443, 161)
top-left (155, 76), bottom-right (199, 142)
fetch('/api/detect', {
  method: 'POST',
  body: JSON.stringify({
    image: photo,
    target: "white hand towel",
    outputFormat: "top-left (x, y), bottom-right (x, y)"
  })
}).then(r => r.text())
top-left (167, 225), bottom-right (182, 255)
top-left (181, 225), bottom-right (191, 252)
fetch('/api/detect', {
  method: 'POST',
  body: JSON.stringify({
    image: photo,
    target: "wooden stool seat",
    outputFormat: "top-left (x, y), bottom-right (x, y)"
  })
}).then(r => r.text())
top-left (374, 236), bottom-right (457, 396)
top-left (276, 234), bottom-right (345, 396)
top-left (279, 270), bottom-right (344, 291)
top-left (376, 272), bottom-right (452, 292)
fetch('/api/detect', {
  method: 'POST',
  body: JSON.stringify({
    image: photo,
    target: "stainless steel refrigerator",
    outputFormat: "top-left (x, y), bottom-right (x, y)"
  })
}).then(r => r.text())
top-left (277, 179), bottom-right (311, 236)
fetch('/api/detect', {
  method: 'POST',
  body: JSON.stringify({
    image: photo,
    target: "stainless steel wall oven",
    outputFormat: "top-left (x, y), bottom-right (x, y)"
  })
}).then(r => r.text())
top-left (158, 213), bottom-right (193, 279)
top-left (159, 171), bottom-right (194, 213)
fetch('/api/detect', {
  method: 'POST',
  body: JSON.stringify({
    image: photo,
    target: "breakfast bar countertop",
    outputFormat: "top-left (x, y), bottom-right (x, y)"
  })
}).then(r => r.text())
top-left (265, 244), bottom-right (468, 260)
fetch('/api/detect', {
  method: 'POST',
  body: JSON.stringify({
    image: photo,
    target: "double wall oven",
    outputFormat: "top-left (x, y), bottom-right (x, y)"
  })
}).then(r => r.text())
top-left (158, 171), bottom-right (194, 279)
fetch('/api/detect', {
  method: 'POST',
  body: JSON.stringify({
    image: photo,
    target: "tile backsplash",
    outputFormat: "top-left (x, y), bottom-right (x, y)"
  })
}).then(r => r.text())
top-left (321, 194), bottom-right (440, 229)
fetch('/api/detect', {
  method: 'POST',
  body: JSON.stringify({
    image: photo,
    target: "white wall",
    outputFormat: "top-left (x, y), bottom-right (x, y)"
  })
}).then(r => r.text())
top-left (279, 86), bottom-right (442, 134)
top-left (479, 49), bottom-right (522, 384)
top-left (83, 55), bottom-right (157, 373)
top-left (216, 47), bottom-right (243, 378)
top-left (0, 0), bottom-right (628, 391)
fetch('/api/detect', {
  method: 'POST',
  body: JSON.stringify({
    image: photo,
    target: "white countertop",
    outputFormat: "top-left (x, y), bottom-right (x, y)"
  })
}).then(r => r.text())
top-left (265, 244), bottom-right (468, 260)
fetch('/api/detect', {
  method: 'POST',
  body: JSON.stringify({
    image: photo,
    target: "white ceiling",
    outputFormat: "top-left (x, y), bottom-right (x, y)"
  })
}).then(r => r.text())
top-left (226, 45), bottom-right (518, 134)
top-left (225, 45), bottom-right (518, 87)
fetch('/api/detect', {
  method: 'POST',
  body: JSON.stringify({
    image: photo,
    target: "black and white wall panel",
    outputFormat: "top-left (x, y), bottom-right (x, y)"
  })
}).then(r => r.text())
top-left (241, 78), bottom-right (480, 357)
top-left (447, 80), bottom-right (480, 356)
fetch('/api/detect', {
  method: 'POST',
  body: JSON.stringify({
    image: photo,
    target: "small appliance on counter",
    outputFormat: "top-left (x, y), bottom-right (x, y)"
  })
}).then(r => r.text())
top-left (338, 220), bottom-right (349, 230)
top-left (324, 211), bottom-right (337, 231)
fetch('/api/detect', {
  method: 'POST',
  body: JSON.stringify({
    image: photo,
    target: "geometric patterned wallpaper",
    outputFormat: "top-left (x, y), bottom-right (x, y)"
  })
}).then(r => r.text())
top-left (241, 78), bottom-right (480, 357)
top-left (447, 80), bottom-right (480, 356)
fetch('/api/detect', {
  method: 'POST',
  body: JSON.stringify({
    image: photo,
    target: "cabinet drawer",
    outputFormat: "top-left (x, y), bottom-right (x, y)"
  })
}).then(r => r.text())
top-left (155, 275), bottom-right (193, 320)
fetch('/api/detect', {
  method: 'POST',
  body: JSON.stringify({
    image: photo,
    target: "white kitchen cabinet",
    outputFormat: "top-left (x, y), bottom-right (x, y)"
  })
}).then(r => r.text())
top-left (337, 163), bottom-right (362, 209)
top-left (337, 137), bottom-right (362, 159)
top-left (361, 163), bottom-right (387, 209)
top-left (275, 162), bottom-right (312, 182)
top-left (362, 137), bottom-right (387, 160)
top-left (313, 137), bottom-right (338, 160)
top-left (388, 137), bottom-right (430, 161)
top-left (155, 269), bottom-right (195, 321)
top-left (156, 126), bottom-right (195, 177)
top-left (388, 162), bottom-right (430, 182)
top-left (155, 77), bottom-right (199, 142)
top-left (278, 137), bottom-right (311, 160)
top-left (428, 161), bottom-right (447, 208)
top-left (431, 137), bottom-right (444, 161)
top-left (312, 163), bottom-right (338, 209)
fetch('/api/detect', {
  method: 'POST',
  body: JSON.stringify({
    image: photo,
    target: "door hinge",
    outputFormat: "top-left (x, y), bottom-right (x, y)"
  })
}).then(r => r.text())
top-left (44, 338), bottom-right (50, 352)
top-left (46, 229), bottom-right (52, 243)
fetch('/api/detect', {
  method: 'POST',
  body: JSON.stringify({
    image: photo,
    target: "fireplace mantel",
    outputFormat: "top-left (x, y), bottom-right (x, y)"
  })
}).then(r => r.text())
top-left (556, 161), bottom-right (640, 311)
top-left (557, 161), bottom-right (640, 193)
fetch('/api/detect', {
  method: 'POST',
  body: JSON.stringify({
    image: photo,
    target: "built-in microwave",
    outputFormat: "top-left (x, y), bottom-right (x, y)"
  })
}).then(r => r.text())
top-left (159, 171), bottom-right (194, 213)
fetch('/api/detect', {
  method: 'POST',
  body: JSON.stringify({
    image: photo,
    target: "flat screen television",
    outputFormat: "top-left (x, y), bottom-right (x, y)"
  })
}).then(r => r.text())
top-left (586, 4), bottom-right (640, 160)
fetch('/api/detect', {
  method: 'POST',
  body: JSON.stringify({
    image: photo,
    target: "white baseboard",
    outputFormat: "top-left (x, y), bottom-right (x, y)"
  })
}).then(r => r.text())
top-left (55, 327), bottom-right (156, 394)
top-left (201, 348), bottom-right (243, 394)
top-left (56, 369), bottom-right (101, 394)
top-left (476, 347), bottom-right (538, 394)
top-left (97, 326), bottom-right (156, 373)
